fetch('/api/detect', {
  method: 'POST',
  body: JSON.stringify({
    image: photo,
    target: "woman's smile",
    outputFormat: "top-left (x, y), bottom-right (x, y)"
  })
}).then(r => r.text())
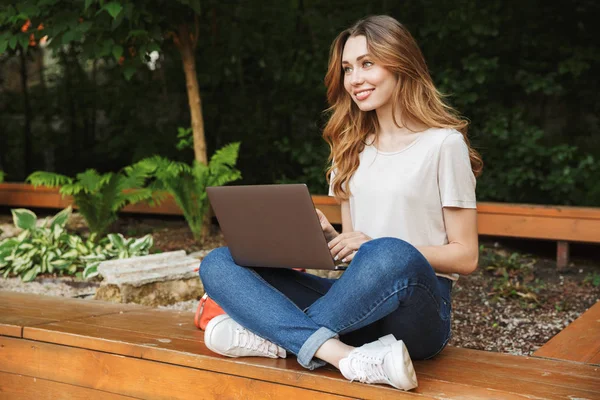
top-left (354, 89), bottom-right (374, 101)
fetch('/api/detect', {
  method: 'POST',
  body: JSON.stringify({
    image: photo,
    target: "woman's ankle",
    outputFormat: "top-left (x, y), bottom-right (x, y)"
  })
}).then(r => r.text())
top-left (314, 338), bottom-right (355, 369)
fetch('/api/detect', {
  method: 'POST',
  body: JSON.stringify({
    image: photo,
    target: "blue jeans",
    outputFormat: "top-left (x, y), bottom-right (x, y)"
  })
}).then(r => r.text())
top-left (199, 237), bottom-right (453, 370)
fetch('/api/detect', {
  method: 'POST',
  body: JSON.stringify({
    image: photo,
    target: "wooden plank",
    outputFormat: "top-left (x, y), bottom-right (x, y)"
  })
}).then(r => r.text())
top-left (22, 310), bottom-right (600, 399)
top-left (0, 337), bottom-right (356, 400)
top-left (534, 301), bottom-right (600, 364)
top-left (0, 371), bottom-right (139, 400)
top-left (0, 183), bottom-right (181, 215)
top-left (477, 202), bottom-right (600, 220)
top-left (477, 213), bottom-right (600, 242)
top-left (0, 291), bottom-right (149, 338)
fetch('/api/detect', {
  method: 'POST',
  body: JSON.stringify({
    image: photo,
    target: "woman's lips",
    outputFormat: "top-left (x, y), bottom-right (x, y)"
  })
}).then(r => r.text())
top-left (355, 89), bottom-right (374, 101)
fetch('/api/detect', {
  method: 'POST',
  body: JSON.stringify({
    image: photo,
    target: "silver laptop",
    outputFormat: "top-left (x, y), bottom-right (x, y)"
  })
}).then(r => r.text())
top-left (206, 184), bottom-right (348, 270)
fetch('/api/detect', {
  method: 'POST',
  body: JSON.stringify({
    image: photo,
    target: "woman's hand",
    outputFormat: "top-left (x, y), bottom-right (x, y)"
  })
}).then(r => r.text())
top-left (315, 208), bottom-right (339, 242)
top-left (328, 231), bottom-right (372, 262)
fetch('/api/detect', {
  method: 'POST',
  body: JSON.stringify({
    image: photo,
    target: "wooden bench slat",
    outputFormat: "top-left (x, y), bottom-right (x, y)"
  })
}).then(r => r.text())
top-left (440, 346), bottom-right (599, 379)
top-left (0, 337), bottom-right (355, 400)
top-left (0, 371), bottom-right (139, 400)
top-left (477, 213), bottom-right (600, 242)
top-left (14, 300), bottom-right (600, 399)
top-left (533, 301), bottom-right (600, 364)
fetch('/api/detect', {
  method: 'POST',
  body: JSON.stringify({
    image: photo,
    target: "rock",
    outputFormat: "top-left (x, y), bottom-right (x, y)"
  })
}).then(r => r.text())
top-left (0, 224), bottom-right (21, 240)
top-left (94, 251), bottom-right (203, 307)
top-left (66, 212), bottom-right (89, 232)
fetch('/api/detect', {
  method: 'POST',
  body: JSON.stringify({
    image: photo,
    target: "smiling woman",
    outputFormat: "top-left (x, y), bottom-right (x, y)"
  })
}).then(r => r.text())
top-left (198, 15), bottom-right (482, 392)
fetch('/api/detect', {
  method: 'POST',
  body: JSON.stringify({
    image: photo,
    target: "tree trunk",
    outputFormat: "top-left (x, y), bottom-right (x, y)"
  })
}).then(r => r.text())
top-left (19, 48), bottom-right (32, 177)
top-left (36, 47), bottom-right (55, 172)
top-left (177, 23), bottom-right (207, 165)
top-left (177, 22), bottom-right (210, 242)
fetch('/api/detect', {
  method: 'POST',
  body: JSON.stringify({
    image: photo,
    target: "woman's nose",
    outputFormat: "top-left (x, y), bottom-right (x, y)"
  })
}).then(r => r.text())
top-left (350, 69), bottom-right (364, 85)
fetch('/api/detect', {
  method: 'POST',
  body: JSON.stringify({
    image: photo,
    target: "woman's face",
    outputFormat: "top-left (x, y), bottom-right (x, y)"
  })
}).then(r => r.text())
top-left (342, 35), bottom-right (397, 112)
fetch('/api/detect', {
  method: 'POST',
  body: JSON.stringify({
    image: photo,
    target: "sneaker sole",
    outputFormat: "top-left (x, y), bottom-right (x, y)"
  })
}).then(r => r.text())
top-left (204, 314), bottom-right (236, 357)
top-left (390, 340), bottom-right (419, 390)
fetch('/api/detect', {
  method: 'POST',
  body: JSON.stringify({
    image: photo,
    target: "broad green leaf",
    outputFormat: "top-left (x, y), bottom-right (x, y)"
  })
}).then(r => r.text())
top-left (112, 44), bottom-right (123, 61)
top-left (12, 209), bottom-right (37, 230)
top-left (0, 34), bottom-right (8, 54)
top-left (77, 21), bottom-right (93, 33)
top-left (84, 0), bottom-right (94, 11)
top-left (50, 206), bottom-right (72, 230)
top-left (83, 262), bottom-right (99, 279)
top-left (62, 29), bottom-right (77, 45)
top-left (103, 1), bottom-right (123, 19)
top-left (8, 35), bottom-right (17, 50)
top-left (18, 34), bottom-right (29, 51)
top-left (22, 266), bottom-right (39, 282)
top-left (123, 65), bottom-right (136, 81)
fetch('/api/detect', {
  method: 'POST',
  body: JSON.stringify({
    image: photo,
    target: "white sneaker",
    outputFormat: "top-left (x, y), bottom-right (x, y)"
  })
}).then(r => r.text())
top-left (204, 314), bottom-right (287, 359)
top-left (339, 334), bottom-right (418, 391)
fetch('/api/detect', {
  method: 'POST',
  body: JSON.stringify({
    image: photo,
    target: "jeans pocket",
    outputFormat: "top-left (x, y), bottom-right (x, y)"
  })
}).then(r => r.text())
top-left (439, 295), bottom-right (452, 321)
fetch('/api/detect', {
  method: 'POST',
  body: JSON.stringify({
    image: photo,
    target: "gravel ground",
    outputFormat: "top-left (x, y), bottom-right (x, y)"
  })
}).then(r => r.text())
top-left (1, 212), bottom-right (598, 357)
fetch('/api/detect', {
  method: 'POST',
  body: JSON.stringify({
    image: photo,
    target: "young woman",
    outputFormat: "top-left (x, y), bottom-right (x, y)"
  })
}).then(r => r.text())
top-left (199, 15), bottom-right (482, 391)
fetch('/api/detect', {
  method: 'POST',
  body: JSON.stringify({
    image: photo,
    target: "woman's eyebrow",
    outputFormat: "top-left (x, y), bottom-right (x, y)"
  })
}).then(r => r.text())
top-left (341, 54), bottom-right (372, 64)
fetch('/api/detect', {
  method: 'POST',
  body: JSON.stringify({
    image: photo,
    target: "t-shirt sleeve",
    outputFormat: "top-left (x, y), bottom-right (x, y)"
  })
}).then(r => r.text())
top-left (438, 133), bottom-right (477, 208)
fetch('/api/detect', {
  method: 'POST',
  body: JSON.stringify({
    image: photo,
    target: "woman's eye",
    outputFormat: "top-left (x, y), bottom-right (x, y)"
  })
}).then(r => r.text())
top-left (343, 66), bottom-right (352, 73)
top-left (363, 61), bottom-right (373, 67)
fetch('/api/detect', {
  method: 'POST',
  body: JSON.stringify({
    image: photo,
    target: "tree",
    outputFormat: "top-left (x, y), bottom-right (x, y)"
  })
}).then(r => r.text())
top-left (0, 0), bottom-right (208, 164)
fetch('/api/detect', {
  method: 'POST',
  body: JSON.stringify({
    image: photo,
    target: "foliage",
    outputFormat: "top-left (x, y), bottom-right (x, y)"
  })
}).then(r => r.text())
top-left (0, 171), bottom-right (4, 183)
top-left (480, 246), bottom-right (545, 308)
top-left (131, 142), bottom-right (242, 243)
top-left (476, 112), bottom-right (600, 206)
top-left (0, 207), bottom-right (152, 282)
top-left (26, 168), bottom-right (154, 239)
top-left (1, 0), bottom-right (599, 206)
top-left (583, 272), bottom-right (600, 288)
top-left (0, 0), bottom-right (200, 78)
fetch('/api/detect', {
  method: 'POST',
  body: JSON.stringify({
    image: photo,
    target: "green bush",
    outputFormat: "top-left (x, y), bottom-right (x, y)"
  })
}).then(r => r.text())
top-left (0, 207), bottom-right (153, 281)
top-left (0, 171), bottom-right (4, 183)
top-left (476, 112), bottom-right (599, 206)
top-left (132, 142), bottom-right (242, 243)
top-left (26, 168), bottom-right (155, 240)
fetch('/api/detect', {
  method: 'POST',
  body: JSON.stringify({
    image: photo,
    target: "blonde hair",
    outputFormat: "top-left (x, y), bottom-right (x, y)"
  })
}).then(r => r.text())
top-left (324, 15), bottom-right (483, 200)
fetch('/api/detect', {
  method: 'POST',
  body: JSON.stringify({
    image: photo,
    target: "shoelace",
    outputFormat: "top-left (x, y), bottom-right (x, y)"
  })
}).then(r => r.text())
top-left (347, 347), bottom-right (389, 384)
top-left (233, 328), bottom-right (278, 357)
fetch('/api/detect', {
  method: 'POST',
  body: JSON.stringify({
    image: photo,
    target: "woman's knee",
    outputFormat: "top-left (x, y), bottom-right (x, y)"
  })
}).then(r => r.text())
top-left (199, 247), bottom-right (232, 290)
top-left (359, 237), bottom-right (430, 277)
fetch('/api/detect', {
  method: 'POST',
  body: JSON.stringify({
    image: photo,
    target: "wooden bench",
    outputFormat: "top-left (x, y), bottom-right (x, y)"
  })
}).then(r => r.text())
top-left (1, 291), bottom-right (598, 399)
top-left (1, 183), bottom-right (599, 269)
top-left (533, 301), bottom-right (600, 364)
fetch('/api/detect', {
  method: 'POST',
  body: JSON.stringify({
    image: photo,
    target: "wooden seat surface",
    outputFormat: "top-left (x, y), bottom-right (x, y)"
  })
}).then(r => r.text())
top-left (533, 301), bottom-right (600, 364)
top-left (1, 291), bottom-right (599, 399)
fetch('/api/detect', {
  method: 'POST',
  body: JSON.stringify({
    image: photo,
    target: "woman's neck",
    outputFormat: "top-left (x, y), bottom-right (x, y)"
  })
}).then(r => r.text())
top-left (375, 104), bottom-right (428, 138)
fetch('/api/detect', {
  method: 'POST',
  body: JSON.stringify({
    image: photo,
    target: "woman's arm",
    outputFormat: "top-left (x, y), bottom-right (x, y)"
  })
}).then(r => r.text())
top-left (340, 200), bottom-right (353, 234)
top-left (416, 207), bottom-right (479, 275)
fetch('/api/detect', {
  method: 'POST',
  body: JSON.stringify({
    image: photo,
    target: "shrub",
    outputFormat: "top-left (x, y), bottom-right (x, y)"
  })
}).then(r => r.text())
top-left (26, 168), bottom-right (154, 240)
top-left (131, 142), bottom-right (242, 243)
top-left (0, 207), bottom-right (153, 282)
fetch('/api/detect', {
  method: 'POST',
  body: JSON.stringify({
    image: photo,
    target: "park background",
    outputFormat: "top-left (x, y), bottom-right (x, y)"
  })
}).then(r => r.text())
top-left (1, 0), bottom-right (599, 207)
top-left (0, 0), bottom-right (599, 372)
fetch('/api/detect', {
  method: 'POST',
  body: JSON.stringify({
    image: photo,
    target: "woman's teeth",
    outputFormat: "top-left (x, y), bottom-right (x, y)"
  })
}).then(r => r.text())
top-left (355, 89), bottom-right (373, 100)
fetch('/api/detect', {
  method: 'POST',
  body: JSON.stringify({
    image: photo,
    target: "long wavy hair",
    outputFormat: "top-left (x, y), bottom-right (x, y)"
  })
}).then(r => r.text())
top-left (324, 15), bottom-right (483, 200)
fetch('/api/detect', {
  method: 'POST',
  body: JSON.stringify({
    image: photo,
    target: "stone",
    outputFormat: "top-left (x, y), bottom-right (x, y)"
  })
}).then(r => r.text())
top-left (94, 251), bottom-right (204, 307)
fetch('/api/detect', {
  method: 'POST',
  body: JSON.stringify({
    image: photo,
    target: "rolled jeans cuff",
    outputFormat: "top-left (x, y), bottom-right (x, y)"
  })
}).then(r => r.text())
top-left (297, 326), bottom-right (339, 370)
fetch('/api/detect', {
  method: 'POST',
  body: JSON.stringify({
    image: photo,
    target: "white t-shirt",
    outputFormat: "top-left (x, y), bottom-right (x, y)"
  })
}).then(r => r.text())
top-left (328, 127), bottom-right (477, 281)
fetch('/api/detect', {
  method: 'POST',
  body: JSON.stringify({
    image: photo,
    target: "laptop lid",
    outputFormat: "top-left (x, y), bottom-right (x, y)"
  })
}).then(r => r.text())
top-left (206, 184), bottom-right (342, 270)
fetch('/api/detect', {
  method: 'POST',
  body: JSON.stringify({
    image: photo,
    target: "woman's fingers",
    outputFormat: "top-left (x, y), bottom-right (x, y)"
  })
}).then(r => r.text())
top-left (328, 232), bottom-right (371, 260)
